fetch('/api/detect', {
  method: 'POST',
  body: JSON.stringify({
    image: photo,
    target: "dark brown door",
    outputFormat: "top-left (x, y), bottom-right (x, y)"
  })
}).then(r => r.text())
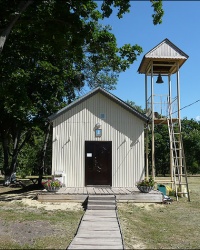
top-left (85, 141), bottom-right (112, 186)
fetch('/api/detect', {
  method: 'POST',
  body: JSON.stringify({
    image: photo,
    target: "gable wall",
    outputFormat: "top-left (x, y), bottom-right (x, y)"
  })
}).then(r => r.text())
top-left (52, 92), bottom-right (145, 187)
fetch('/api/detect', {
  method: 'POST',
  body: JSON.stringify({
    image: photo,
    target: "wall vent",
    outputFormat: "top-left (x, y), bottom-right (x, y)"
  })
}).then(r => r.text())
top-left (100, 113), bottom-right (106, 119)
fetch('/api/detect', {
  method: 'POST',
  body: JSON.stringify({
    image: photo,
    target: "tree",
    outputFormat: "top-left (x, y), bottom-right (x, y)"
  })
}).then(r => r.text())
top-left (182, 118), bottom-right (200, 174)
top-left (0, 0), bottom-right (33, 53)
top-left (0, 0), bottom-right (164, 54)
top-left (125, 100), bottom-right (200, 176)
top-left (147, 118), bottom-right (200, 176)
top-left (0, 0), bottom-right (164, 184)
top-left (126, 100), bottom-right (146, 114)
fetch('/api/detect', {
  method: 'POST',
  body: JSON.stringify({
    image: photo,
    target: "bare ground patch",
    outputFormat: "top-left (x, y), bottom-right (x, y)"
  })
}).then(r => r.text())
top-left (0, 184), bottom-right (84, 249)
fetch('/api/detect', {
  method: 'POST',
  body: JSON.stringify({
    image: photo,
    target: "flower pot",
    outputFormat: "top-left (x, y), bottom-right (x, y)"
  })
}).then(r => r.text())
top-left (46, 186), bottom-right (60, 192)
top-left (137, 185), bottom-right (153, 193)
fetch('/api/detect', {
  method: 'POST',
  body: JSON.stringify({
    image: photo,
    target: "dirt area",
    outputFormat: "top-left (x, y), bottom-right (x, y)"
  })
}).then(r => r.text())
top-left (0, 218), bottom-right (55, 246)
top-left (0, 184), bottom-right (84, 248)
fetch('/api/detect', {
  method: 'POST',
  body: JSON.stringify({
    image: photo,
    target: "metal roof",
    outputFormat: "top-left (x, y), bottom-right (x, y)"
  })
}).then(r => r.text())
top-left (138, 38), bottom-right (189, 75)
top-left (49, 87), bottom-right (149, 122)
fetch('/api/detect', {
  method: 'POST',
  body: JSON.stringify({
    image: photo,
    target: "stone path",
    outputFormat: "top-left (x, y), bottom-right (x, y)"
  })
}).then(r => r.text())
top-left (67, 195), bottom-right (124, 249)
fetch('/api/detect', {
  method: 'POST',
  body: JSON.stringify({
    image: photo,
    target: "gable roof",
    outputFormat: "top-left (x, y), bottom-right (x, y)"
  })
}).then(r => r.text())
top-left (138, 38), bottom-right (189, 74)
top-left (49, 87), bottom-right (149, 123)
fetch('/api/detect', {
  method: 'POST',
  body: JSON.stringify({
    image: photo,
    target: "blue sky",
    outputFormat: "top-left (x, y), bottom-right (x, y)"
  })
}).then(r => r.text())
top-left (94, 1), bottom-right (200, 121)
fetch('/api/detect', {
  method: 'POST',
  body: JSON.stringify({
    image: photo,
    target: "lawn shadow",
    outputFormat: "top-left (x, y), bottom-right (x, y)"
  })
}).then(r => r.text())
top-left (0, 183), bottom-right (44, 202)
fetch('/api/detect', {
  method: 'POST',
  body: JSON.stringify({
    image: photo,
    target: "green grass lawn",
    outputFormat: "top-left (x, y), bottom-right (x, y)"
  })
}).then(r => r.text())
top-left (118, 177), bottom-right (200, 249)
top-left (0, 176), bottom-right (199, 249)
top-left (0, 201), bottom-right (84, 249)
top-left (0, 179), bottom-right (84, 249)
top-left (0, 200), bottom-right (84, 249)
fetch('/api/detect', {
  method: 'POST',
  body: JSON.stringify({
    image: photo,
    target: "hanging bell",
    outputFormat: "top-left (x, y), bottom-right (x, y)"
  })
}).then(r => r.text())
top-left (156, 73), bottom-right (164, 84)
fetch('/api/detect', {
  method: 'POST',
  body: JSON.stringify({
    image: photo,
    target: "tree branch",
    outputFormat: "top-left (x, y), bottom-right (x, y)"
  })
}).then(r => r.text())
top-left (0, 0), bottom-right (34, 54)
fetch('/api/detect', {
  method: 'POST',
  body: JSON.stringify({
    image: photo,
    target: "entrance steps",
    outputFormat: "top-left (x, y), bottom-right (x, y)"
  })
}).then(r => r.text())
top-left (87, 195), bottom-right (116, 210)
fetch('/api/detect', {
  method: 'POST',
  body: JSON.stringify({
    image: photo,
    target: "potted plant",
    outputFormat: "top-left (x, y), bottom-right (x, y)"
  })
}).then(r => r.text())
top-left (42, 178), bottom-right (62, 192)
top-left (136, 176), bottom-right (155, 193)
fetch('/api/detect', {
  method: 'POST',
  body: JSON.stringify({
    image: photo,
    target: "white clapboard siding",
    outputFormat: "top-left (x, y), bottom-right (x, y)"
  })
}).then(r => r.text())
top-left (51, 90), bottom-right (146, 187)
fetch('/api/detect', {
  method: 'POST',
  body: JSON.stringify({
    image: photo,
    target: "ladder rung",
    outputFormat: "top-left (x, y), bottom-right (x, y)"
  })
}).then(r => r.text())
top-left (175, 183), bottom-right (188, 185)
top-left (177, 192), bottom-right (189, 194)
top-left (155, 180), bottom-right (174, 183)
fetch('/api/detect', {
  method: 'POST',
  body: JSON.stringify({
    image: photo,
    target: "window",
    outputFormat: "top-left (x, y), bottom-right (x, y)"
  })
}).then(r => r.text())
top-left (100, 113), bottom-right (106, 119)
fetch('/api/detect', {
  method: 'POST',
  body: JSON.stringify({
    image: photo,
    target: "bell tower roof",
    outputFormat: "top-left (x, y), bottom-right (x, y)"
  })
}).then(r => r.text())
top-left (138, 38), bottom-right (189, 75)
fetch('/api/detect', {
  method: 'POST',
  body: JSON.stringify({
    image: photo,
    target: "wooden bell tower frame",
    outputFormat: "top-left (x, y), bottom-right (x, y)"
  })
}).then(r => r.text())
top-left (138, 39), bottom-right (190, 200)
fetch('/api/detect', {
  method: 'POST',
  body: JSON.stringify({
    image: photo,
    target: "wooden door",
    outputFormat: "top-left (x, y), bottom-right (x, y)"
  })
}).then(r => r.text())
top-left (85, 141), bottom-right (112, 186)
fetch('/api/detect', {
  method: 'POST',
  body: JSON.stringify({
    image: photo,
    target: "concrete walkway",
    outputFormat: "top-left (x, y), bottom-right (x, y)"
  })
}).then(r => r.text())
top-left (67, 195), bottom-right (124, 249)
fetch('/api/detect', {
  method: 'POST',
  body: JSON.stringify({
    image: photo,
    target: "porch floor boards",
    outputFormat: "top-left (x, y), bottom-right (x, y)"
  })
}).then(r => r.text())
top-left (57, 187), bottom-right (138, 195)
top-left (37, 187), bottom-right (163, 203)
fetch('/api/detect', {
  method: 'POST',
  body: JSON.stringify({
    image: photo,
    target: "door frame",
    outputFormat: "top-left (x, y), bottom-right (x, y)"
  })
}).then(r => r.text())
top-left (85, 141), bottom-right (112, 186)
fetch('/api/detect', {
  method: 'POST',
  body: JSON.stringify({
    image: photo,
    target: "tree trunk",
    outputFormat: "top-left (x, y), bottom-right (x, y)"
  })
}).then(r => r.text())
top-left (1, 127), bottom-right (31, 185)
top-left (38, 123), bottom-right (51, 186)
top-left (1, 132), bottom-right (13, 185)
top-left (0, 0), bottom-right (33, 53)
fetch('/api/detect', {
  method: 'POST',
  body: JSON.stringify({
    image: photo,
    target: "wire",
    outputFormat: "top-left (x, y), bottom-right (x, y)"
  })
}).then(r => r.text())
top-left (171, 99), bottom-right (200, 115)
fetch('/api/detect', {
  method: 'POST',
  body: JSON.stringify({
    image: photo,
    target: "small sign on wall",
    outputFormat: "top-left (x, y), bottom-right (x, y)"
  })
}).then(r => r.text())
top-left (87, 153), bottom-right (92, 157)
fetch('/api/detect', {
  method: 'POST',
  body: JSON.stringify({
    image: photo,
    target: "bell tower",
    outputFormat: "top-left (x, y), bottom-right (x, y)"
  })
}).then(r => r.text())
top-left (138, 38), bottom-right (190, 201)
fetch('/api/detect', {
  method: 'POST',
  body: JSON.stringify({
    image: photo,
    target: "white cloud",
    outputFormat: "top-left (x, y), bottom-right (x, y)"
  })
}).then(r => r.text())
top-left (195, 116), bottom-right (200, 121)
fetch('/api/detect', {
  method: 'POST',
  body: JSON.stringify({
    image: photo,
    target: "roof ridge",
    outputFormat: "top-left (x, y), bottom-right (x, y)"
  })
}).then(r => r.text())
top-left (49, 87), bottom-right (149, 122)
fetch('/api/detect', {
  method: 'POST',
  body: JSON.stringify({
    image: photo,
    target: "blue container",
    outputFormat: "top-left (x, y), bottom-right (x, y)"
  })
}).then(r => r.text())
top-left (157, 184), bottom-right (166, 195)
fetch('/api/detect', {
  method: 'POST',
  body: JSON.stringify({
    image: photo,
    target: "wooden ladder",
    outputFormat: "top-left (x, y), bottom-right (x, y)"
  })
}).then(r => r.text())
top-left (167, 117), bottom-right (190, 201)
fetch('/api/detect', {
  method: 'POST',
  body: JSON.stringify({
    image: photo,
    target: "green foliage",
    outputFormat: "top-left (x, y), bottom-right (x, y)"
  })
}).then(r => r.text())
top-left (150, 0), bottom-right (164, 25)
top-left (0, 0), bottom-right (164, 177)
top-left (148, 124), bottom-right (170, 176)
top-left (147, 118), bottom-right (200, 176)
top-left (17, 127), bottom-right (51, 177)
top-left (123, 103), bottom-right (200, 176)
top-left (137, 176), bottom-right (155, 187)
top-left (126, 100), bottom-right (145, 114)
top-left (182, 118), bottom-right (200, 174)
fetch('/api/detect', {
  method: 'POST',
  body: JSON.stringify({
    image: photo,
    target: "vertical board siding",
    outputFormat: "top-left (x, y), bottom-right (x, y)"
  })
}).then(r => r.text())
top-left (52, 93), bottom-right (145, 187)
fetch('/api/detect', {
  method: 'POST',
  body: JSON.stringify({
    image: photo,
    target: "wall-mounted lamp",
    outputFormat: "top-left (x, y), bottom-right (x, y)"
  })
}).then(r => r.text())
top-left (94, 123), bottom-right (102, 137)
top-left (95, 129), bottom-right (102, 137)
top-left (156, 73), bottom-right (164, 84)
top-left (95, 123), bottom-right (101, 129)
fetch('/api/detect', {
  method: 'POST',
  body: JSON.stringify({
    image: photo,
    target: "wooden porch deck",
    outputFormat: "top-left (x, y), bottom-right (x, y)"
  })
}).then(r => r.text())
top-left (58, 186), bottom-right (138, 195)
top-left (37, 187), bottom-right (163, 203)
